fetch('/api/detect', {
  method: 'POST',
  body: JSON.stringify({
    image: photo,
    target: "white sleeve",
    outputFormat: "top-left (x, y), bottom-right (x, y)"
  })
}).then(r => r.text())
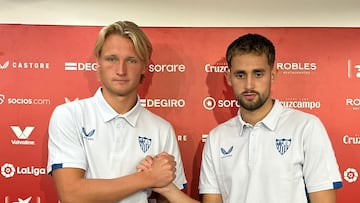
top-left (47, 104), bottom-right (87, 175)
top-left (164, 124), bottom-right (188, 190)
top-left (302, 116), bottom-right (343, 192)
top-left (199, 132), bottom-right (221, 194)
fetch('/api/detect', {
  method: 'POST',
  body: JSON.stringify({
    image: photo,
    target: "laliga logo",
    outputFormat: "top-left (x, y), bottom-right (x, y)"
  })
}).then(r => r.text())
top-left (0, 163), bottom-right (46, 178)
top-left (1, 163), bottom-right (16, 178)
top-left (0, 60), bottom-right (10, 69)
top-left (344, 168), bottom-right (358, 183)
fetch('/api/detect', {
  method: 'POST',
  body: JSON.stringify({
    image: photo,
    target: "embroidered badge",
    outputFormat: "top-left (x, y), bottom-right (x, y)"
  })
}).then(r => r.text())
top-left (275, 138), bottom-right (291, 155)
top-left (138, 136), bottom-right (152, 153)
top-left (221, 146), bottom-right (233, 156)
top-left (82, 127), bottom-right (95, 140)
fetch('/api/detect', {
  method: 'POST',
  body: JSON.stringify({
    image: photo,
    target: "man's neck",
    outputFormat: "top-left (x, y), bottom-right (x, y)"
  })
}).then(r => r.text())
top-left (240, 99), bottom-right (274, 126)
top-left (101, 89), bottom-right (137, 115)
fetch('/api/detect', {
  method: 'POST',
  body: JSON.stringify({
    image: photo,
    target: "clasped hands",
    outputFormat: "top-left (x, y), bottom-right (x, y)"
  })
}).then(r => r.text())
top-left (137, 152), bottom-right (176, 190)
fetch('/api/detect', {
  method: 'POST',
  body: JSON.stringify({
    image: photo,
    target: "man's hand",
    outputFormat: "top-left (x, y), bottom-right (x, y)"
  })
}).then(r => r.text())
top-left (138, 152), bottom-right (176, 188)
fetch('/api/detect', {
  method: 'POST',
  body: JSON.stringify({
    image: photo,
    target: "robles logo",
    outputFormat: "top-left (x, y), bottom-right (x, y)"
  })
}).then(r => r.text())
top-left (346, 98), bottom-right (360, 111)
top-left (276, 62), bottom-right (317, 75)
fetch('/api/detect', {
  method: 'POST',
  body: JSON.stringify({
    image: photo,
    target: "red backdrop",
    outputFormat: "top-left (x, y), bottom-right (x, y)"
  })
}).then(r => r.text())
top-left (0, 24), bottom-right (359, 202)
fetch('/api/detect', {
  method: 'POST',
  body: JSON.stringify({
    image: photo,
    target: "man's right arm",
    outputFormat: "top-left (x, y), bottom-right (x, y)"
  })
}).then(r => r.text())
top-left (52, 153), bottom-right (176, 203)
top-left (153, 183), bottom-right (223, 203)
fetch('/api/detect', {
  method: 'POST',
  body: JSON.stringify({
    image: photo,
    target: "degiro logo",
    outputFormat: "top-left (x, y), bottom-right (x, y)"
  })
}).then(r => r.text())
top-left (203, 96), bottom-right (239, 110)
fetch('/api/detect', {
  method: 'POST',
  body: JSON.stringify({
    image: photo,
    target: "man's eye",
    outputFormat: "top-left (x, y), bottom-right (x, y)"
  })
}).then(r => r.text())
top-left (235, 73), bottom-right (245, 78)
top-left (127, 58), bottom-right (138, 64)
top-left (255, 71), bottom-right (264, 77)
top-left (106, 57), bottom-right (118, 63)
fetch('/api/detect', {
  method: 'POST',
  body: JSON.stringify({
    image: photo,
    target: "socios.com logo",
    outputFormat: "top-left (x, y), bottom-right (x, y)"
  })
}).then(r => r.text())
top-left (1, 163), bottom-right (16, 178)
top-left (202, 96), bottom-right (239, 110)
top-left (344, 168), bottom-right (358, 183)
top-left (0, 94), bottom-right (50, 105)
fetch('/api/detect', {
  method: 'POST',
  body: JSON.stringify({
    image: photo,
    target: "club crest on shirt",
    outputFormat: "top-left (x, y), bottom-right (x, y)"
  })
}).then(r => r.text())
top-left (138, 136), bottom-right (152, 153)
top-left (276, 138), bottom-right (291, 155)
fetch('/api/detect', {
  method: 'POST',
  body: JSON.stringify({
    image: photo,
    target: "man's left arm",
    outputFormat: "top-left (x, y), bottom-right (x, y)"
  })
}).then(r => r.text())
top-left (308, 189), bottom-right (337, 203)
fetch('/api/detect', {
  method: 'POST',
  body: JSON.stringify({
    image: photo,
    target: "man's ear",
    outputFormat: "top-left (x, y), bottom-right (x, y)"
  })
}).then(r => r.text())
top-left (271, 68), bottom-right (278, 82)
top-left (225, 70), bottom-right (232, 86)
top-left (95, 62), bottom-right (101, 81)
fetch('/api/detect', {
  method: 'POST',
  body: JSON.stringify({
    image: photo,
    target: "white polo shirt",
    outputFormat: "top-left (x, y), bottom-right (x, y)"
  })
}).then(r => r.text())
top-left (199, 100), bottom-right (342, 203)
top-left (47, 87), bottom-right (187, 203)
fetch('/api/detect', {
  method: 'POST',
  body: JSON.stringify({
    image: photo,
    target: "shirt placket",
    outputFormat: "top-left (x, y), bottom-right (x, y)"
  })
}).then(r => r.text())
top-left (248, 125), bottom-right (258, 169)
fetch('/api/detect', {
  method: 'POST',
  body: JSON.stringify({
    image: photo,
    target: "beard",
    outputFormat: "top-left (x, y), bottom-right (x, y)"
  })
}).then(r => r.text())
top-left (236, 91), bottom-right (270, 111)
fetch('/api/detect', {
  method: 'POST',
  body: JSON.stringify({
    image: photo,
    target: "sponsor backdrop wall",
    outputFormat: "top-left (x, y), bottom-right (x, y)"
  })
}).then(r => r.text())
top-left (0, 24), bottom-right (359, 202)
